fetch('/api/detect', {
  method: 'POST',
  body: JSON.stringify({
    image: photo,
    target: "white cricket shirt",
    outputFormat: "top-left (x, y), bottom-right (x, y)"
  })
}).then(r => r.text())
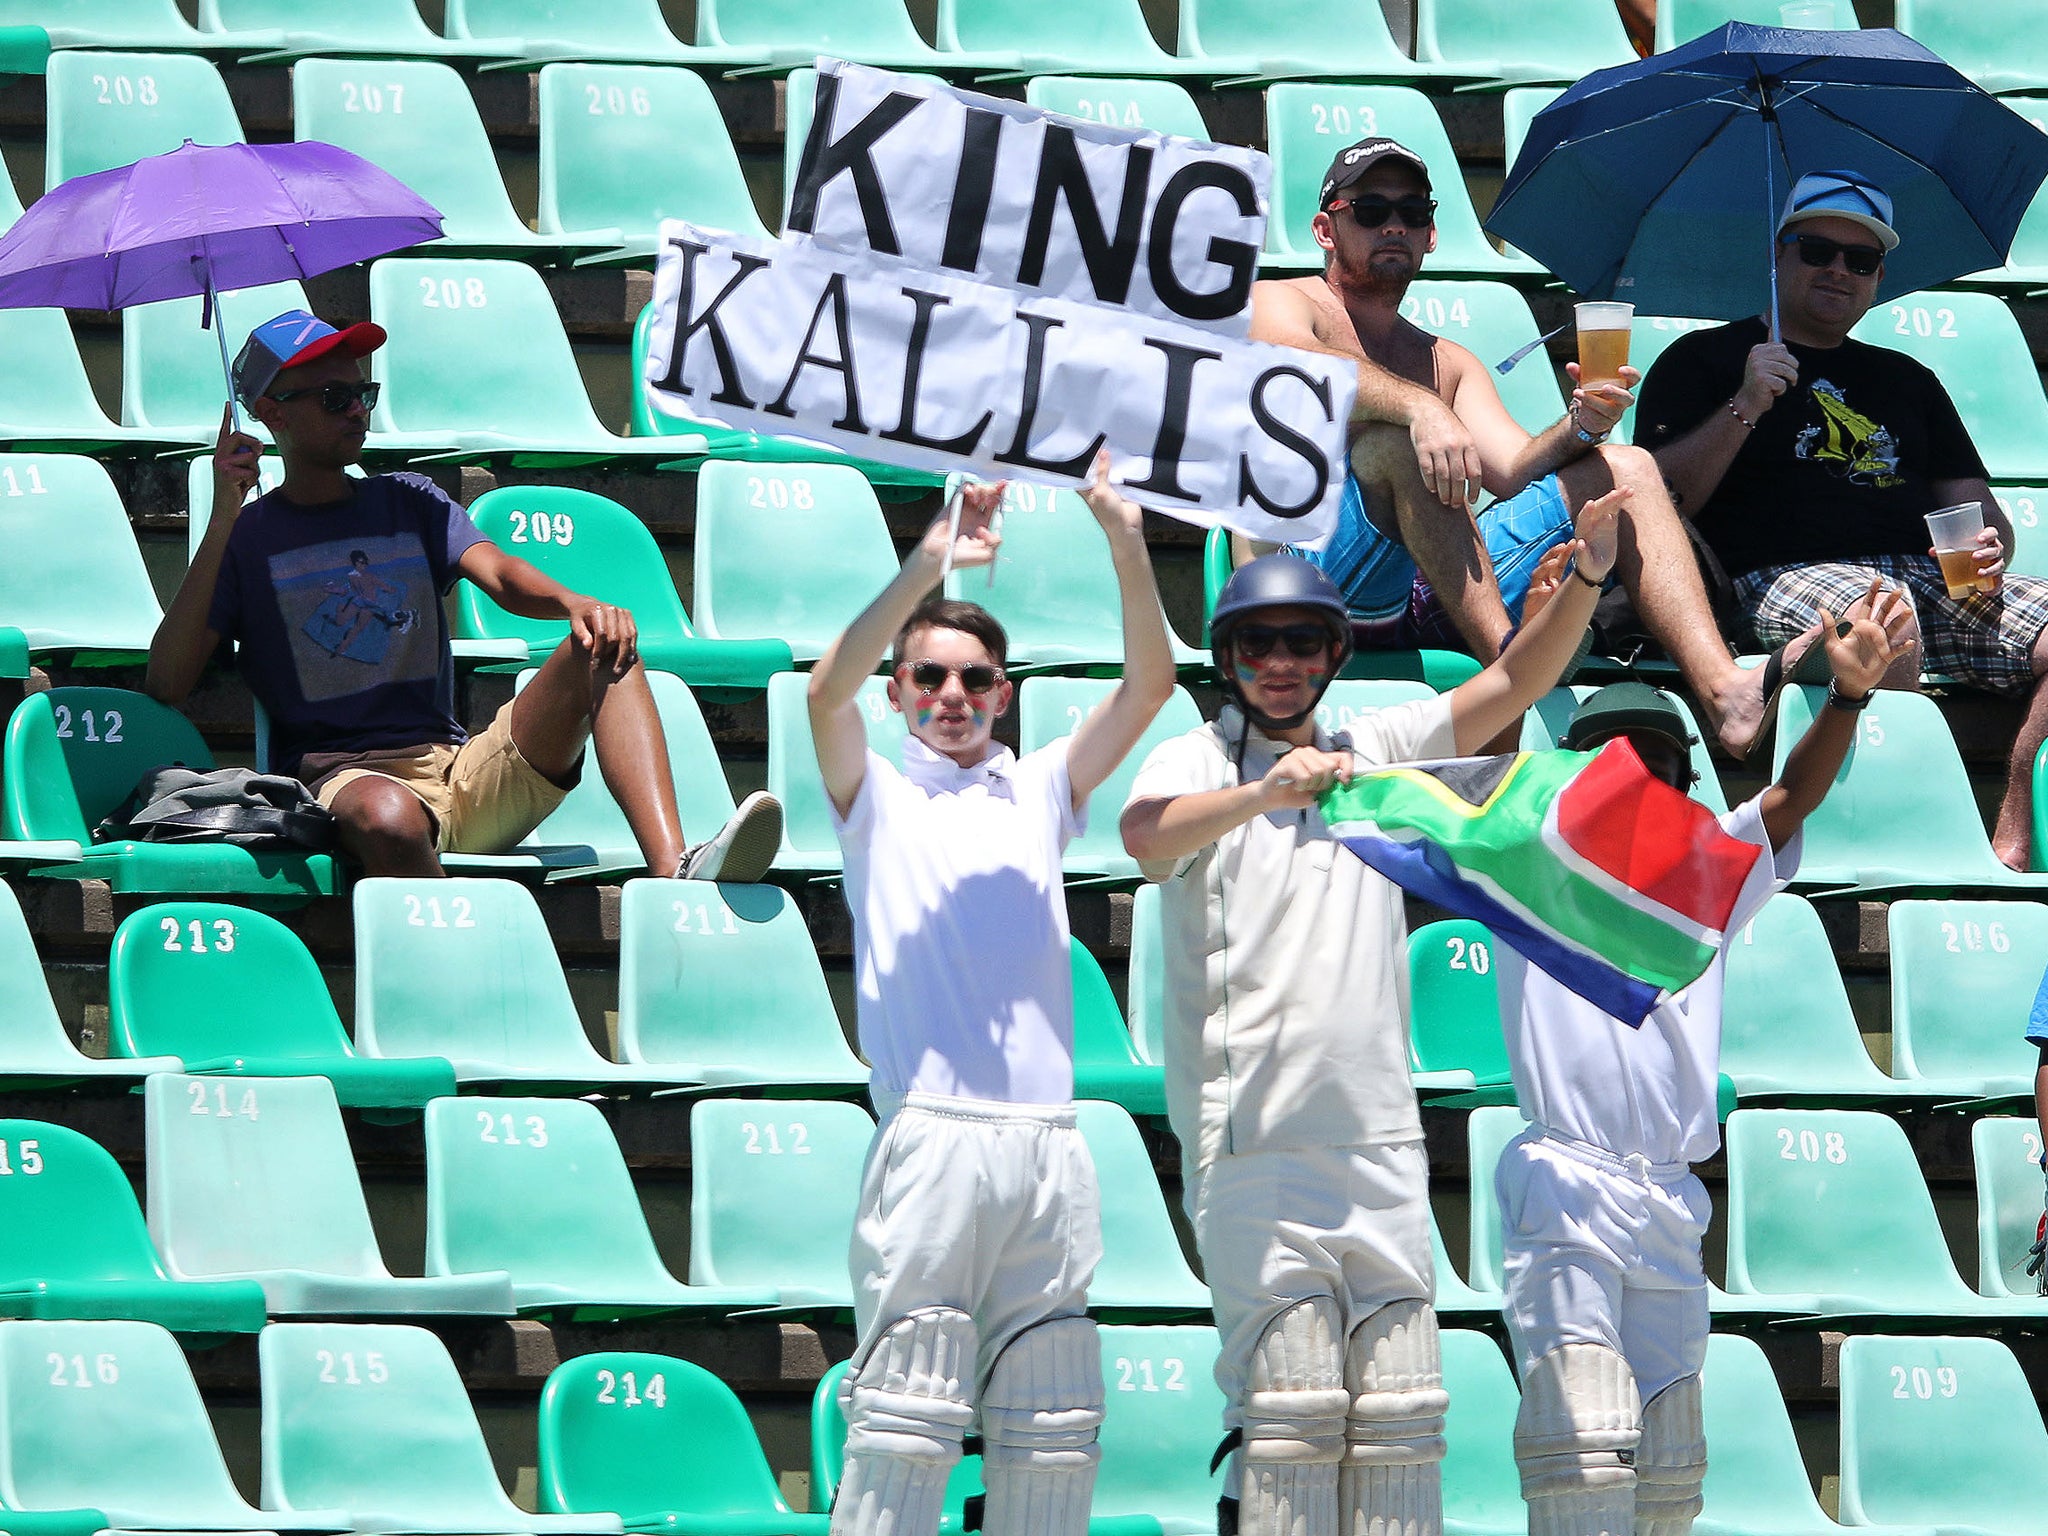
top-left (1494, 795), bottom-right (1800, 1166)
top-left (835, 734), bottom-right (1082, 1106)
top-left (1128, 697), bottom-right (1456, 1169)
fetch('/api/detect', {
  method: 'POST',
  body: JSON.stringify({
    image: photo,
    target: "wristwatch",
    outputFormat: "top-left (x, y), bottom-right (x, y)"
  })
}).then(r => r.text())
top-left (1569, 404), bottom-right (1609, 446)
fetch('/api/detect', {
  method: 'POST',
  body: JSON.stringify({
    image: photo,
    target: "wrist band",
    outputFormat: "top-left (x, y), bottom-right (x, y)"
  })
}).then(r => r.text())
top-left (1825, 679), bottom-right (1873, 711)
top-left (1726, 398), bottom-right (1757, 431)
top-left (1572, 563), bottom-right (1603, 590)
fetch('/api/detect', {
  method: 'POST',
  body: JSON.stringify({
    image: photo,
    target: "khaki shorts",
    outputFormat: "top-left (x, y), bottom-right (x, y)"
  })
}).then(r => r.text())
top-left (299, 699), bottom-right (575, 854)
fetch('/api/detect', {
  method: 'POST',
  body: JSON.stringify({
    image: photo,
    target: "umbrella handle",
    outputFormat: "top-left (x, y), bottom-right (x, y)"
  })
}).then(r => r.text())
top-left (194, 252), bottom-right (242, 435)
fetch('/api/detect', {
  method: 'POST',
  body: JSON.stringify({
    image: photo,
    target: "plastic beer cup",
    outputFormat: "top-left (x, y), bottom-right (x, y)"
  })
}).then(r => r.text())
top-left (1925, 502), bottom-right (1998, 599)
top-left (1575, 302), bottom-right (1634, 388)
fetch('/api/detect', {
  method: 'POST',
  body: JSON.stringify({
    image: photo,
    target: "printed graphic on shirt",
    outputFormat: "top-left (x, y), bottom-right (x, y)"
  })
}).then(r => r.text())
top-left (269, 534), bottom-right (436, 702)
top-left (1794, 379), bottom-right (1903, 488)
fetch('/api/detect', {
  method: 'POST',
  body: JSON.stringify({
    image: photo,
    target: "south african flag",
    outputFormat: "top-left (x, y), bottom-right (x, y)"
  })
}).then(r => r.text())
top-left (1319, 739), bottom-right (1762, 1025)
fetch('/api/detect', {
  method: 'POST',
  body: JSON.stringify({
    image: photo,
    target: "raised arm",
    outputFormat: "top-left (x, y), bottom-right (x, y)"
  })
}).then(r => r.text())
top-left (807, 485), bottom-right (1002, 817)
top-left (1760, 581), bottom-right (1912, 848)
top-left (1064, 453), bottom-right (1177, 807)
top-left (149, 408), bottom-right (259, 704)
top-left (1444, 488), bottom-right (1621, 753)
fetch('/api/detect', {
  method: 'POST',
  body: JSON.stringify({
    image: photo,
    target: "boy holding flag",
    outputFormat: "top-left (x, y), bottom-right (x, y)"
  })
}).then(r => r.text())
top-left (1491, 586), bottom-right (1906, 1536)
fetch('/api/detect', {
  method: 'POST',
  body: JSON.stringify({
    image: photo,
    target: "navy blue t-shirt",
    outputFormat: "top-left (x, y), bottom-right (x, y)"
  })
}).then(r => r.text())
top-left (207, 473), bottom-right (487, 777)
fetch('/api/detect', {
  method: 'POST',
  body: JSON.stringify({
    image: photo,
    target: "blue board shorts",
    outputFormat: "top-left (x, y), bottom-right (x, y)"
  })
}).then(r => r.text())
top-left (1300, 472), bottom-right (1576, 650)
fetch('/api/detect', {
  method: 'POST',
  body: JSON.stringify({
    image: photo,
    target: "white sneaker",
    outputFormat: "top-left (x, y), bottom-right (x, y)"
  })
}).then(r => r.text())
top-left (678, 791), bottom-right (783, 883)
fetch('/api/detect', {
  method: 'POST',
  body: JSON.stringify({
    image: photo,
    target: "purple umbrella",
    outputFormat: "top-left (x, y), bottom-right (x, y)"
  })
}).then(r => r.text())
top-left (0, 138), bottom-right (442, 427)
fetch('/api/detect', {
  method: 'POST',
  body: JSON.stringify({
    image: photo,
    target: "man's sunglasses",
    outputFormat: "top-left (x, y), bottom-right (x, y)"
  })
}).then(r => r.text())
top-left (1232, 623), bottom-right (1332, 660)
top-left (1781, 232), bottom-right (1883, 277)
top-left (1329, 194), bottom-right (1438, 230)
top-left (904, 660), bottom-right (1004, 694)
top-left (268, 380), bottom-right (382, 414)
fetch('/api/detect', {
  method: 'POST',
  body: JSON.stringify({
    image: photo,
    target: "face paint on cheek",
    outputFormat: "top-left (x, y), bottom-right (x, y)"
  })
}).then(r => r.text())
top-left (1233, 661), bottom-right (1261, 689)
top-left (1303, 665), bottom-right (1328, 688)
top-left (914, 703), bottom-right (936, 730)
top-left (966, 701), bottom-right (989, 731)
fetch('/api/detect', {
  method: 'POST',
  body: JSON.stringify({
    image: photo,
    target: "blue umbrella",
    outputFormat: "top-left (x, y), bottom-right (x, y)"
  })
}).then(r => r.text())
top-left (1484, 24), bottom-right (2048, 327)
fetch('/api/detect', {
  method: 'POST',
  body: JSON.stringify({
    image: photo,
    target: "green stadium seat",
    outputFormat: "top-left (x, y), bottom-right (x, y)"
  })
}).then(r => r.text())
top-left (811, 1360), bottom-right (986, 1532)
top-left (200, 0), bottom-right (522, 64)
top-left (0, 1513), bottom-right (110, 1536)
top-left (1024, 74), bottom-right (1209, 136)
top-left (2, 687), bottom-right (343, 897)
top-left (259, 1320), bottom-right (623, 1535)
top-left (0, 878), bottom-right (176, 1086)
top-left (1312, 678), bottom-right (1439, 736)
top-left (122, 277), bottom-right (308, 444)
top-left (1407, 918), bottom-right (1512, 1098)
top-left (1264, 85), bottom-right (1539, 276)
top-left (697, 0), bottom-right (1019, 73)
top-left (538, 1351), bottom-right (829, 1535)
top-left (1412, 0), bottom-right (1637, 87)
top-left (936, 0), bottom-right (1257, 79)
top-left (941, 475), bottom-right (1206, 672)
top-left (1848, 290), bottom-right (2048, 480)
top-left (1092, 1324), bottom-right (1225, 1532)
top-left (625, 299), bottom-right (945, 488)
top-left (537, 63), bottom-right (772, 266)
top-left (0, 0), bottom-right (276, 54)
top-left (1971, 1115), bottom-right (2046, 1300)
top-left (1019, 678), bottom-right (1204, 880)
top-left (0, 454), bottom-right (161, 665)
top-left (370, 256), bottom-right (701, 467)
top-left (1893, 0), bottom-right (2048, 96)
top-left (1074, 1101), bottom-right (1208, 1315)
top-left (1838, 1333), bottom-right (2048, 1535)
top-left (1885, 900), bottom-right (2043, 1100)
top-left (44, 50), bottom-right (243, 190)
top-left (144, 1072), bottom-right (515, 1316)
top-left (0, 1318), bottom-right (346, 1530)
top-left (691, 460), bottom-right (903, 661)
top-left (423, 1095), bottom-right (777, 1318)
top-left (764, 671), bottom-right (907, 873)
top-left (0, 1118), bottom-right (266, 1333)
top-left (1766, 682), bottom-right (2048, 895)
top-left (1694, 1331), bottom-right (1939, 1536)
top-left (1520, 682), bottom-right (1726, 811)
top-left (1072, 939), bottom-right (1168, 1118)
top-left (1499, 84), bottom-right (1562, 170)
top-left (0, 309), bottom-right (182, 453)
top-left (1177, 0), bottom-right (1474, 87)
top-left (1431, 1207), bottom-right (1499, 1316)
top-left (1402, 280), bottom-right (1565, 435)
top-left (1127, 882), bottom-right (1167, 1066)
top-left (1720, 893), bottom-right (1916, 1103)
top-left (352, 876), bottom-right (701, 1088)
top-left (1990, 485), bottom-right (2048, 578)
top-left (616, 878), bottom-right (869, 1091)
top-left (1657, 0), bottom-right (1861, 52)
top-left (1439, 1330), bottom-right (1530, 1536)
top-left (687, 1097), bottom-right (876, 1310)
top-left (1610, 314), bottom-right (1721, 444)
top-left (108, 902), bottom-right (456, 1108)
top-left (1724, 1107), bottom-right (2048, 1318)
top-left (444, 0), bottom-right (770, 70)
top-left (454, 484), bottom-right (793, 691)
top-left (296, 59), bottom-right (617, 263)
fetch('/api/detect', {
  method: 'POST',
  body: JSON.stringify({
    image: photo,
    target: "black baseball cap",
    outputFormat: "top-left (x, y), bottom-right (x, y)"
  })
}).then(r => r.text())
top-left (1318, 137), bottom-right (1433, 211)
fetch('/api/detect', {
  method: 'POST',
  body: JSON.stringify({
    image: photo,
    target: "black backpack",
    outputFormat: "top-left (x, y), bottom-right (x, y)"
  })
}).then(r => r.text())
top-left (96, 764), bottom-right (338, 850)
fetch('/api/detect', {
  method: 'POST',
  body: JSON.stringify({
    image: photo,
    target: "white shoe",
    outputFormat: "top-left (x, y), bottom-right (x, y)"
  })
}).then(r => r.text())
top-left (678, 791), bottom-right (783, 883)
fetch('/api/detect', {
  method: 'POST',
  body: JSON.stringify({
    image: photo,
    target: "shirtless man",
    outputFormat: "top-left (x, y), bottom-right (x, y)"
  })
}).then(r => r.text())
top-left (1248, 136), bottom-right (1787, 758)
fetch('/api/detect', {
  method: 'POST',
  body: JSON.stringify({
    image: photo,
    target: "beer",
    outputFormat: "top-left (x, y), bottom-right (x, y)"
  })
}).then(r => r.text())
top-left (1936, 545), bottom-right (1998, 599)
top-left (1576, 326), bottom-right (1632, 388)
top-left (1573, 301), bottom-right (1634, 388)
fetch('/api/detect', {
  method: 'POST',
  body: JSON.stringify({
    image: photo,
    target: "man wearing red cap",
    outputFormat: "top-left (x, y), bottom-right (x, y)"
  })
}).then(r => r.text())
top-left (147, 308), bottom-right (779, 880)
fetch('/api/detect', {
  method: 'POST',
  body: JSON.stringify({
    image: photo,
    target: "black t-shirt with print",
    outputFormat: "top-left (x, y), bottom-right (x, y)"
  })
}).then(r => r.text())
top-left (1635, 316), bottom-right (1987, 580)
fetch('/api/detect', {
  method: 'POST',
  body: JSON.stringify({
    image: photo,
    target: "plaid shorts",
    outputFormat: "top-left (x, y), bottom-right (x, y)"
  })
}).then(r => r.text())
top-left (1736, 554), bottom-right (2048, 696)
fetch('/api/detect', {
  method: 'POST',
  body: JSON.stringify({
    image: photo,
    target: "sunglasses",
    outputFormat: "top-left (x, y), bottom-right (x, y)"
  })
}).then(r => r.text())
top-left (1781, 232), bottom-right (1883, 277)
top-left (904, 660), bottom-right (1004, 694)
top-left (268, 380), bottom-right (382, 414)
top-left (1232, 623), bottom-right (1332, 660)
top-left (1330, 194), bottom-right (1438, 229)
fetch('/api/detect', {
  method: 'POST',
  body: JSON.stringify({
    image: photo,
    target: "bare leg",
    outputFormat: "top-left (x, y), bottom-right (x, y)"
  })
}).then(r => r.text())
top-left (1990, 639), bottom-right (2048, 870)
top-left (512, 638), bottom-right (687, 878)
top-left (1350, 424), bottom-right (1513, 660)
top-left (329, 775), bottom-right (443, 877)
